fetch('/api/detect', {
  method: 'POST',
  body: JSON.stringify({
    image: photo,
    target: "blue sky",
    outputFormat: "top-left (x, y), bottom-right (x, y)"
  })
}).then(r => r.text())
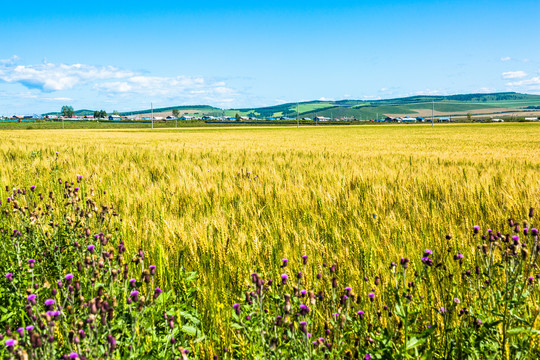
top-left (1, 0), bottom-right (539, 114)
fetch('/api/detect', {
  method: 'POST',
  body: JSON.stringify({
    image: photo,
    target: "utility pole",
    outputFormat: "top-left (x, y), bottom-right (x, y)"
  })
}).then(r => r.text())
top-left (296, 102), bottom-right (299, 128)
top-left (431, 100), bottom-right (434, 127)
top-left (151, 103), bottom-right (154, 130)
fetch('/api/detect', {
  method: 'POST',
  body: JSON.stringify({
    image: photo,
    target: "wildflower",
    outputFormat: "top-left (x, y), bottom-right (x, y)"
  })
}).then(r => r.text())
top-left (421, 257), bottom-right (433, 266)
top-left (300, 289), bottom-right (307, 297)
top-left (65, 274), bottom-right (74, 284)
top-left (27, 294), bottom-right (37, 305)
top-left (473, 225), bottom-right (480, 234)
top-left (357, 310), bottom-right (365, 319)
top-left (299, 304), bottom-right (310, 315)
top-left (282, 258), bottom-right (288, 267)
top-left (365, 354), bottom-right (372, 360)
top-left (149, 265), bottom-right (156, 275)
top-left (424, 249), bottom-right (433, 255)
top-left (44, 299), bottom-right (55, 307)
top-left (281, 274), bottom-right (288, 285)
top-left (368, 292), bottom-right (375, 302)
top-left (439, 307), bottom-right (447, 314)
top-left (528, 276), bottom-right (534, 285)
top-left (245, 315), bottom-right (251, 321)
top-left (28, 259), bottom-right (35, 268)
top-left (532, 228), bottom-right (538, 236)
top-left (233, 303), bottom-right (241, 315)
top-left (400, 258), bottom-right (410, 269)
top-left (154, 287), bottom-right (163, 299)
top-left (16, 328), bottom-right (24, 337)
top-left (130, 290), bottom-right (139, 302)
top-left (302, 255), bottom-right (308, 265)
top-left (87, 245), bottom-right (95, 254)
top-left (453, 298), bottom-right (460, 304)
top-left (77, 175), bottom-right (83, 183)
top-left (454, 253), bottom-right (464, 260)
top-left (5, 272), bottom-right (15, 281)
top-left (129, 278), bottom-right (136, 287)
top-left (344, 286), bottom-right (352, 296)
top-left (317, 273), bottom-right (322, 279)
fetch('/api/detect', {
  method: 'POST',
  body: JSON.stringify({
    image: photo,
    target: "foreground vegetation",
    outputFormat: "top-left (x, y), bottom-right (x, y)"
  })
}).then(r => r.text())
top-left (1, 123), bottom-right (539, 358)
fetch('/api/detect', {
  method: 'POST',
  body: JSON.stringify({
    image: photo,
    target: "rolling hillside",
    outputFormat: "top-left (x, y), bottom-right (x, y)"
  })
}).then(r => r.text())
top-left (43, 92), bottom-right (540, 119)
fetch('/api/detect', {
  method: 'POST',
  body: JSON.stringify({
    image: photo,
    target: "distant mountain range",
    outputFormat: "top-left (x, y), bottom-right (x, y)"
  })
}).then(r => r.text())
top-left (43, 92), bottom-right (540, 119)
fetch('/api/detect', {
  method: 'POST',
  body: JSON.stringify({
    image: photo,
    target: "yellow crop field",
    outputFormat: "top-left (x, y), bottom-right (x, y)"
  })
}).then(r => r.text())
top-left (1, 123), bottom-right (540, 356)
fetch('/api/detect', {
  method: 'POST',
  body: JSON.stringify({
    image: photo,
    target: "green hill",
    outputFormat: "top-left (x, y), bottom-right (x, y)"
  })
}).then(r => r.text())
top-left (41, 92), bottom-right (540, 119)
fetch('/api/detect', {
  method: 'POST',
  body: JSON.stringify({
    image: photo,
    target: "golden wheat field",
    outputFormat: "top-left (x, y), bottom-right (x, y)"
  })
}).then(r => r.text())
top-left (1, 123), bottom-right (539, 336)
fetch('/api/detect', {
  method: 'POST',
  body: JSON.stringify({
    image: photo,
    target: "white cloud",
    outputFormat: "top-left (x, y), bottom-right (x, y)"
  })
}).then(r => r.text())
top-left (318, 97), bottom-right (334, 101)
top-left (0, 59), bottom-right (133, 91)
top-left (0, 56), bottom-right (240, 108)
top-left (506, 77), bottom-right (540, 89)
top-left (500, 56), bottom-right (511, 62)
top-left (502, 71), bottom-right (527, 79)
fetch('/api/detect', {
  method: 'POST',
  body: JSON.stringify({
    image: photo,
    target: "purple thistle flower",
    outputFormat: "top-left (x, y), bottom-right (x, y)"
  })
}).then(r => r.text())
top-left (87, 245), bottom-right (95, 254)
top-left (357, 310), bottom-right (365, 319)
top-left (16, 328), bottom-right (24, 337)
top-left (424, 249), bottom-right (433, 255)
top-left (281, 274), bottom-right (288, 285)
top-left (531, 228), bottom-right (538, 236)
top-left (25, 326), bottom-right (34, 331)
top-left (473, 225), bottom-right (480, 234)
top-left (5, 272), bottom-right (13, 282)
top-left (149, 265), bottom-right (156, 275)
top-left (129, 278), bottom-right (136, 287)
top-left (365, 354), bottom-right (372, 360)
top-left (5, 338), bottom-right (16, 347)
top-left (302, 255), bottom-right (308, 265)
top-left (282, 258), bottom-right (288, 267)
top-left (456, 253), bottom-right (464, 260)
top-left (30, 186), bottom-right (36, 192)
top-left (44, 299), bottom-right (55, 306)
top-left (27, 294), bottom-right (37, 305)
top-left (28, 259), bottom-right (35, 268)
top-left (154, 287), bottom-right (163, 299)
top-left (439, 307), bottom-right (447, 314)
top-left (130, 290), bottom-right (139, 302)
top-left (421, 257), bottom-right (433, 266)
top-left (68, 353), bottom-right (79, 359)
top-left (368, 292), bottom-right (375, 301)
top-left (454, 298), bottom-right (460, 304)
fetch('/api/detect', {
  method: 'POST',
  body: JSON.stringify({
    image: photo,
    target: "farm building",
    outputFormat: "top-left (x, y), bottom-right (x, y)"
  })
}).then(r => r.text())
top-left (438, 117), bottom-right (451, 123)
top-left (314, 116), bottom-right (331, 122)
top-left (180, 116), bottom-right (193, 120)
top-left (402, 116), bottom-right (417, 123)
top-left (109, 115), bottom-right (122, 121)
top-left (166, 116), bottom-right (177, 120)
top-left (125, 115), bottom-right (138, 120)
